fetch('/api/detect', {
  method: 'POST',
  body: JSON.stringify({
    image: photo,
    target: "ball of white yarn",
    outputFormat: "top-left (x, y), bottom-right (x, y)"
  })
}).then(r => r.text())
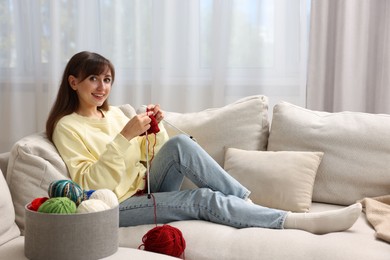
top-left (89, 189), bottom-right (119, 208)
top-left (76, 199), bottom-right (110, 213)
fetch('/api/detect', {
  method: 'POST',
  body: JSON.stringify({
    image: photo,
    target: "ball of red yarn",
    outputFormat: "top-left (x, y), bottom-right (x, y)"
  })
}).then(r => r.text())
top-left (28, 197), bottom-right (49, 211)
top-left (140, 225), bottom-right (186, 258)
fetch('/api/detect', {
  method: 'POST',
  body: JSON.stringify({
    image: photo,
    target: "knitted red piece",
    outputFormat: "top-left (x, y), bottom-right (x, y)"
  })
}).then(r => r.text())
top-left (28, 197), bottom-right (49, 211)
top-left (140, 108), bottom-right (160, 135)
top-left (140, 224), bottom-right (186, 258)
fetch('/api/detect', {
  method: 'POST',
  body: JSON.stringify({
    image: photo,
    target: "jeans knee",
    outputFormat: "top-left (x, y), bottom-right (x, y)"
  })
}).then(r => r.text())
top-left (166, 134), bottom-right (194, 151)
top-left (156, 134), bottom-right (191, 162)
top-left (193, 188), bottom-right (217, 201)
top-left (170, 134), bottom-right (191, 144)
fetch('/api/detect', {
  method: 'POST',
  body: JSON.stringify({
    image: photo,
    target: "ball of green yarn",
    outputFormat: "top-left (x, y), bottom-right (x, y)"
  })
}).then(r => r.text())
top-left (38, 197), bottom-right (77, 214)
top-left (48, 179), bottom-right (84, 205)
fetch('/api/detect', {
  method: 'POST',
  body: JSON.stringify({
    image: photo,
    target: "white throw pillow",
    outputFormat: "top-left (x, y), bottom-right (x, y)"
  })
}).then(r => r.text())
top-left (268, 101), bottom-right (390, 205)
top-left (224, 148), bottom-right (323, 212)
top-left (164, 95), bottom-right (270, 167)
top-left (0, 169), bottom-right (20, 246)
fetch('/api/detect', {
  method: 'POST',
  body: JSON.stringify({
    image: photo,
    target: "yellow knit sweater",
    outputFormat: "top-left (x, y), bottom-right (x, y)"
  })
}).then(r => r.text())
top-left (53, 106), bottom-right (169, 202)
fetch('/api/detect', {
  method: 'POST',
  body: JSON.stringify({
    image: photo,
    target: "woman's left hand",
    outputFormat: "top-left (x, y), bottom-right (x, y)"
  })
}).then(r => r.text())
top-left (147, 104), bottom-right (164, 124)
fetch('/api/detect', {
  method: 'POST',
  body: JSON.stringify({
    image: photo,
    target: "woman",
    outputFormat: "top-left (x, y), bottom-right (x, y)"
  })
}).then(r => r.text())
top-left (46, 51), bottom-right (362, 234)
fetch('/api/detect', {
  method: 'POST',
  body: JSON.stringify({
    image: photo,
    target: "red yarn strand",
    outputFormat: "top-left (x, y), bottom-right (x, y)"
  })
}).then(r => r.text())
top-left (138, 115), bottom-right (186, 259)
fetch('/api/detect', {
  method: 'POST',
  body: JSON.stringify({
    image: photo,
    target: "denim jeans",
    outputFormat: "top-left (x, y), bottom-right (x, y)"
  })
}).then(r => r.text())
top-left (119, 134), bottom-right (287, 229)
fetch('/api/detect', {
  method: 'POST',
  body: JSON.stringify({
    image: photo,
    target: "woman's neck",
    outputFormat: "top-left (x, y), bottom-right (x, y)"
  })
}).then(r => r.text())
top-left (76, 108), bottom-right (104, 118)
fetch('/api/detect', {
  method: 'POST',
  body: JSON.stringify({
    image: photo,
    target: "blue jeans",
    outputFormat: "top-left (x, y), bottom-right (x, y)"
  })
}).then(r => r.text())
top-left (119, 135), bottom-right (287, 229)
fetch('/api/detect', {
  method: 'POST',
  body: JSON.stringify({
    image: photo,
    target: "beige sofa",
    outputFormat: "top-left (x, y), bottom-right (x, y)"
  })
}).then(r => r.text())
top-left (1, 95), bottom-right (389, 260)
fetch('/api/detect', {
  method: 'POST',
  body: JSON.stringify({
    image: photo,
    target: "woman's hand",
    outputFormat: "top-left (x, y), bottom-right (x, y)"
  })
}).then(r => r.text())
top-left (120, 104), bottom-right (164, 140)
top-left (146, 104), bottom-right (164, 124)
top-left (120, 112), bottom-right (153, 140)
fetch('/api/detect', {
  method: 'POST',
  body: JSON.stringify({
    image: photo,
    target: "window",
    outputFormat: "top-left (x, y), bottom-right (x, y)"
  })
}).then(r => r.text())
top-left (0, 0), bottom-right (309, 153)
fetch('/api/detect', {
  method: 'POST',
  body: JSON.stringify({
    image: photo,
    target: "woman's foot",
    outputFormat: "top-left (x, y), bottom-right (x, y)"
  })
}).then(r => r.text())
top-left (283, 203), bottom-right (362, 234)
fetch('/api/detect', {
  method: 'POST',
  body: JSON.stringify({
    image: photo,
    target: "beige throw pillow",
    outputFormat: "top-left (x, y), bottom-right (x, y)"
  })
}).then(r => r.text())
top-left (224, 148), bottom-right (323, 212)
top-left (268, 101), bottom-right (390, 205)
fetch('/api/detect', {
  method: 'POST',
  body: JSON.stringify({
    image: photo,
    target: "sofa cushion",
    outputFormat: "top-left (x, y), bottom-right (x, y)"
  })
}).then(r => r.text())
top-left (118, 203), bottom-right (390, 260)
top-left (0, 168), bottom-right (20, 246)
top-left (268, 101), bottom-right (390, 205)
top-left (223, 148), bottom-right (323, 212)
top-left (6, 132), bottom-right (69, 232)
top-left (163, 95), bottom-right (270, 167)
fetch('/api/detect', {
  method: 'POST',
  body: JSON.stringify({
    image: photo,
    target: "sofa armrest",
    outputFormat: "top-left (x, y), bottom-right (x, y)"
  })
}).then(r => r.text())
top-left (0, 152), bottom-right (10, 178)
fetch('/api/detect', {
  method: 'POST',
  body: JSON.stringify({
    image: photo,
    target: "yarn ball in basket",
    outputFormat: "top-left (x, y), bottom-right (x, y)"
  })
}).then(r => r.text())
top-left (28, 197), bottom-right (49, 211)
top-left (140, 224), bottom-right (186, 258)
top-left (38, 197), bottom-right (77, 214)
top-left (83, 189), bottom-right (96, 200)
top-left (89, 189), bottom-right (119, 208)
top-left (76, 199), bottom-right (110, 213)
top-left (48, 179), bottom-right (84, 205)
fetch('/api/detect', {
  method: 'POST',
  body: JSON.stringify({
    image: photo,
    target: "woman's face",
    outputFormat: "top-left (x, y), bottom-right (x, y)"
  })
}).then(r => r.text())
top-left (69, 69), bottom-right (112, 113)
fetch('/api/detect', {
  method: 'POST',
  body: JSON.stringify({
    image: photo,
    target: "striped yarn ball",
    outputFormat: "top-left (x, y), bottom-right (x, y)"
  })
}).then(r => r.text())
top-left (48, 179), bottom-right (84, 205)
top-left (76, 199), bottom-right (110, 213)
top-left (89, 189), bottom-right (119, 208)
top-left (38, 197), bottom-right (77, 214)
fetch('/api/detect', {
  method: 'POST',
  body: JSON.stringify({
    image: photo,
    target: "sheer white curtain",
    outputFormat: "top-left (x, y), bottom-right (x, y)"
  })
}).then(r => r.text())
top-left (307, 0), bottom-right (390, 113)
top-left (0, 0), bottom-right (308, 153)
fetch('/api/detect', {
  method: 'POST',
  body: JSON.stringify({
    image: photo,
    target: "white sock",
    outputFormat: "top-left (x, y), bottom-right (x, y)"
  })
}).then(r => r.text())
top-left (283, 203), bottom-right (362, 234)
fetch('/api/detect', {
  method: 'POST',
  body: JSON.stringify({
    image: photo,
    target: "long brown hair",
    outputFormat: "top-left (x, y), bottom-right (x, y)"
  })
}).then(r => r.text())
top-left (46, 51), bottom-right (115, 141)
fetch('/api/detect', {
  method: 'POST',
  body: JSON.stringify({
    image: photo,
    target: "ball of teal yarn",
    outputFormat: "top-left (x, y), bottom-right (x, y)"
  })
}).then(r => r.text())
top-left (76, 199), bottom-right (110, 213)
top-left (89, 189), bottom-right (119, 208)
top-left (48, 179), bottom-right (84, 205)
top-left (38, 197), bottom-right (77, 214)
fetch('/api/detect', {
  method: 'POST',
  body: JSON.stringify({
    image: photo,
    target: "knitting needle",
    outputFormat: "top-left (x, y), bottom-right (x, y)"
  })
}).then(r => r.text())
top-left (145, 131), bottom-right (152, 199)
top-left (141, 105), bottom-right (197, 142)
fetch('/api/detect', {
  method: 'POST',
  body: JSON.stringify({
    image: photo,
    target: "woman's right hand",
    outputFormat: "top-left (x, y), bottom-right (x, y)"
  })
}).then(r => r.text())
top-left (120, 112), bottom-right (153, 140)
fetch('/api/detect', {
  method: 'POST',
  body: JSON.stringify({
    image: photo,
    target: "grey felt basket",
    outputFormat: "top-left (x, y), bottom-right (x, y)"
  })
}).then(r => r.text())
top-left (24, 204), bottom-right (119, 260)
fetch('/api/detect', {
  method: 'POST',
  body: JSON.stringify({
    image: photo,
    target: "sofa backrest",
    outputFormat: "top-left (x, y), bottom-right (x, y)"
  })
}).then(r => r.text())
top-left (268, 101), bottom-right (390, 205)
